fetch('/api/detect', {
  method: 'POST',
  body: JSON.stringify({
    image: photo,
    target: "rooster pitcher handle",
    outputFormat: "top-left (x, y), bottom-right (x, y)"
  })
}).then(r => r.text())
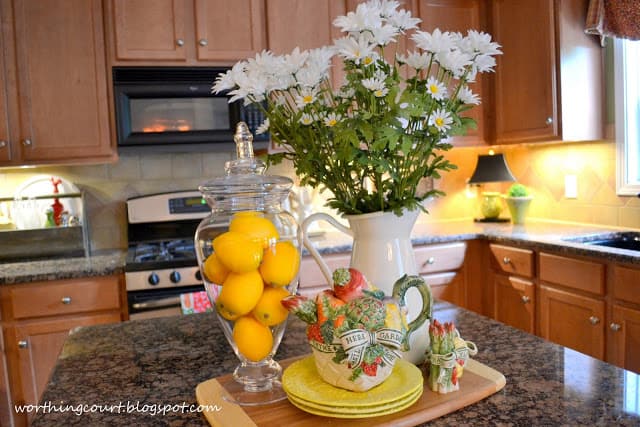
top-left (302, 213), bottom-right (353, 284)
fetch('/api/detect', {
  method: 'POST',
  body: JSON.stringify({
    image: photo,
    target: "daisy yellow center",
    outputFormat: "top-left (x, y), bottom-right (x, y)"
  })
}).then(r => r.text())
top-left (303, 95), bottom-right (313, 104)
top-left (327, 119), bottom-right (337, 126)
top-left (363, 56), bottom-right (374, 65)
top-left (435, 117), bottom-right (444, 126)
top-left (374, 90), bottom-right (384, 97)
top-left (429, 84), bottom-right (438, 93)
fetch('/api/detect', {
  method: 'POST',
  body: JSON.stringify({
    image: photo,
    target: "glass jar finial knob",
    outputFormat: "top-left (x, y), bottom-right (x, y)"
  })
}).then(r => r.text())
top-left (226, 122), bottom-right (266, 175)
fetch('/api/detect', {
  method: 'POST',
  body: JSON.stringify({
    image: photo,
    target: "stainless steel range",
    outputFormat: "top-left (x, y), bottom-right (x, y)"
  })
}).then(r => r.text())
top-left (124, 190), bottom-right (223, 320)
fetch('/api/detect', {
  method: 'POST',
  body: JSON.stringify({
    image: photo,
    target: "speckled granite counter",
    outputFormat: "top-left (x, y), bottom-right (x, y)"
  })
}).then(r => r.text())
top-left (1, 219), bottom-right (638, 286)
top-left (0, 251), bottom-right (126, 284)
top-left (31, 302), bottom-right (640, 426)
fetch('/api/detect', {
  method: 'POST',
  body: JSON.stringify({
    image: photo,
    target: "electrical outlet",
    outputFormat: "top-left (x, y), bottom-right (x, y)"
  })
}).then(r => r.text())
top-left (565, 175), bottom-right (578, 199)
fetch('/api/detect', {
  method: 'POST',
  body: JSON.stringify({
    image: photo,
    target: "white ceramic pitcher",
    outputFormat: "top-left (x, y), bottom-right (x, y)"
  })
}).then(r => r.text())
top-left (302, 208), bottom-right (432, 364)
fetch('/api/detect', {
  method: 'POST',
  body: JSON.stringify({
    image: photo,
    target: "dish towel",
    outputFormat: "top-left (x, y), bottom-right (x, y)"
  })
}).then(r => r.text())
top-left (180, 291), bottom-right (213, 315)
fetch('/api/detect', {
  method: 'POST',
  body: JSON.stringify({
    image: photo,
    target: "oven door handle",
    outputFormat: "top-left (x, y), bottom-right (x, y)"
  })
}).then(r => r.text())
top-left (131, 296), bottom-right (182, 310)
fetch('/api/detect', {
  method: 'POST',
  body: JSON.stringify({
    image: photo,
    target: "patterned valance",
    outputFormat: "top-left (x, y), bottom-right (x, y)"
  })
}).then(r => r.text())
top-left (586, 0), bottom-right (640, 45)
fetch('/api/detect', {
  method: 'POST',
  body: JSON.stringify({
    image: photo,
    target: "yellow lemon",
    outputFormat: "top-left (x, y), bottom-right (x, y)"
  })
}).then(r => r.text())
top-left (252, 286), bottom-right (291, 326)
top-left (216, 270), bottom-right (264, 318)
top-left (212, 231), bottom-right (263, 273)
top-left (233, 315), bottom-right (274, 362)
top-left (259, 241), bottom-right (300, 287)
top-left (229, 213), bottom-right (279, 248)
top-left (202, 253), bottom-right (229, 284)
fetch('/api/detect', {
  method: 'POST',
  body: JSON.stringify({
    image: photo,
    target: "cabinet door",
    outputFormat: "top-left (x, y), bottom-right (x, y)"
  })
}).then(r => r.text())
top-left (195, 0), bottom-right (266, 61)
top-left (0, 35), bottom-right (10, 162)
top-left (609, 305), bottom-right (640, 374)
top-left (11, 0), bottom-right (113, 162)
top-left (492, 0), bottom-right (558, 143)
top-left (493, 273), bottom-right (534, 334)
top-left (413, 0), bottom-right (488, 146)
top-left (539, 284), bottom-right (605, 359)
top-left (112, 0), bottom-right (188, 61)
top-left (424, 271), bottom-right (464, 307)
top-left (8, 313), bottom-right (121, 413)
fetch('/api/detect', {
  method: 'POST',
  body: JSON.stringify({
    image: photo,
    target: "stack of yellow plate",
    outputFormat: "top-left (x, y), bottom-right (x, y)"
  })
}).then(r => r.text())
top-left (282, 356), bottom-right (423, 418)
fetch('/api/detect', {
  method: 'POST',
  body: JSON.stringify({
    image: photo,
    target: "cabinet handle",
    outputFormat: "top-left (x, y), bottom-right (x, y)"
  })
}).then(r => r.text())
top-left (61, 296), bottom-right (72, 305)
top-left (502, 256), bottom-right (511, 265)
top-left (176, 38), bottom-right (184, 47)
top-left (589, 316), bottom-right (600, 325)
top-left (546, 117), bottom-right (553, 125)
top-left (198, 39), bottom-right (208, 47)
top-left (422, 257), bottom-right (435, 267)
top-left (18, 340), bottom-right (28, 349)
top-left (610, 323), bottom-right (621, 332)
top-left (22, 139), bottom-right (32, 146)
top-left (521, 295), bottom-right (530, 304)
top-left (0, 140), bottom-right (6, 148)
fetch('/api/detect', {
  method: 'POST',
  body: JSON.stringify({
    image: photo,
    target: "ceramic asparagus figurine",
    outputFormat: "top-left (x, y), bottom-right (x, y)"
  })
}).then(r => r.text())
top-left (426, 319), bottom-right (478, 394)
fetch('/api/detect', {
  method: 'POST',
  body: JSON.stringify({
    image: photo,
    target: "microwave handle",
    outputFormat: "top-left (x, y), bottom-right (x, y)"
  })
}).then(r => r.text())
top-left (132, 296), bottom-right (181, 310)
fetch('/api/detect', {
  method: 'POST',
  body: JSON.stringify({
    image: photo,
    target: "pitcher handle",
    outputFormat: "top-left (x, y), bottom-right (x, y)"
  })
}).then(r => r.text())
top-left (392, 274), bottom-right (432, 352)
top-left (302, 212), bottom-right (353, 284)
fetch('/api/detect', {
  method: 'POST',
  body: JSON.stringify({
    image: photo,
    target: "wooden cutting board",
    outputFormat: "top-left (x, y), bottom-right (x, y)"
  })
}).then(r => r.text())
top-left (195, 357), bottom-right (505, 427)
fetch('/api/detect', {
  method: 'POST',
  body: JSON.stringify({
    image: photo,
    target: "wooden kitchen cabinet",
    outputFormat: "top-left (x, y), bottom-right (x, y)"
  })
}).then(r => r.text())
top-left (1, 275), bottom-right (125, 426)
top-left (491, 0), bottom-right (603, 144)
top-left (609, 265), bottom-right (640, 373)
top-left (298, 253), bottom-right (350, 297)
top-left (0, 0), bottom-right (114, 166)
top-left (108, 0), bottom-right (267, 65)
top-left (488, 244), bottom-right (536, 333)
top-left (415, 242), bottom-right (467, 307)
top-left (412, 0), bottom-right (489, 146)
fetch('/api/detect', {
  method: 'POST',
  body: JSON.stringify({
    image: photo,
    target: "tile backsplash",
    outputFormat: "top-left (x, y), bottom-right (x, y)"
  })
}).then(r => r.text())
top-left (1, 139), bottom-right (637, 252)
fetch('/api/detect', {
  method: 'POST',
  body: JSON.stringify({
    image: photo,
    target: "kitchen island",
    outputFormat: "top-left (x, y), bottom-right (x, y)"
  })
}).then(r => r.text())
top-left (31, 302), bottom-right (640, 426)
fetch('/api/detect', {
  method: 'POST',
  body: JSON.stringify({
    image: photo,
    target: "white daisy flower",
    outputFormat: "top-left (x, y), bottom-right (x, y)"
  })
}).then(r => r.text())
top-left (333, 3), bottom-right (382, 33)
top-left (370, 24), bottom-right (399, 45)
top-left (324, 112), bottom-right (342, 127)
top-left (299, 113), bottom-right (314, 125)
top-left (457, 85), bottom-right (480, 105)
top-left (436, 49), bottom-right (473, 78)
top-left (294, 87), bottom-right (318, 108)
top-left (256, 118), bottom-right (270, 134)
top-left (465, 30), bottom-right (502, 56)
top-left (426, 76), bottom-right (447, 100)
top-left (362, 76), bottom-right (388, 97)
top-left (473, 54), bottom-right (497, 73)
top-left (411, 28), bottom-right (456, 54)
top-left (387, 9), bottom-right (421, 32)
top-left (397, 51), bottom-right (430, 70)
top-left (428, 108), bottom-right (453, 132)
top-left (333, 34), bottom-right (376, 64)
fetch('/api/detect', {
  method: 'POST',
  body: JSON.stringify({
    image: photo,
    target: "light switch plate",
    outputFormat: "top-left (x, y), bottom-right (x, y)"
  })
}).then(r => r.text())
top-left (565, 174), bottom-right (578, 198)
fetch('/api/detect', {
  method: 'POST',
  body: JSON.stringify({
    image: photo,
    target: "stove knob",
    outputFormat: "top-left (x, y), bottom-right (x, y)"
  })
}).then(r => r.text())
top-left (170, 271), bottom-right (181, 284)
top-left (195, 270), bottom-right (202, 281)
top-left (148, 273), bottom-right (160, 286)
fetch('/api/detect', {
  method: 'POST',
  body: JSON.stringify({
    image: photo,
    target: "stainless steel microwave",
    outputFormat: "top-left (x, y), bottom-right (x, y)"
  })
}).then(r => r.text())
top-left (113, 67), bottom-right (268, 153)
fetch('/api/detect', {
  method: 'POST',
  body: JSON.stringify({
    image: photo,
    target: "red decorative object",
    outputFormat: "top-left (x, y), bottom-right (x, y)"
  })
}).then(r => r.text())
top-left (50, 177), bottom-right (64, 226)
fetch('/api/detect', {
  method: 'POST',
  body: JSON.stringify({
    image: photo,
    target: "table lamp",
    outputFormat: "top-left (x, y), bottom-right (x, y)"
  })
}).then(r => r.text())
top-left (468, 153), bottom-right (516, 222)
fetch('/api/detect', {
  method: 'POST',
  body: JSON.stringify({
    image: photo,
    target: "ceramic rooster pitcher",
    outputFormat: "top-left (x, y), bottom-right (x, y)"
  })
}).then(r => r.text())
top-left (302, 208), bottom-right (432, 364)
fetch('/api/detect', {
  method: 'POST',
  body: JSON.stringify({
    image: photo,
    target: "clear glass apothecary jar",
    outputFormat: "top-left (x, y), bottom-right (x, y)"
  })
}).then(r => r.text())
top-left (194, 122), bottom-right (300, 406)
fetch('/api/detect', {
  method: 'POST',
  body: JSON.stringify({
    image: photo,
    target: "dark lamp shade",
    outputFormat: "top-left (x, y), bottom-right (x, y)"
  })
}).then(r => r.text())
top-left (468, 154), bottom-right (516, 184)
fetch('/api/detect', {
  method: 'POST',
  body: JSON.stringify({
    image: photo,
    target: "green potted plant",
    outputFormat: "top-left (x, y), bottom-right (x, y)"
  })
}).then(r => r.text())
top-left (504, 183), bottom-right (533, 225)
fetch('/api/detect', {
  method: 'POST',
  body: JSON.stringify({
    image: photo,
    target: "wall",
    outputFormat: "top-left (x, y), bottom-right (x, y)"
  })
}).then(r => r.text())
top-left (1, 139), bottom-right (638, 252)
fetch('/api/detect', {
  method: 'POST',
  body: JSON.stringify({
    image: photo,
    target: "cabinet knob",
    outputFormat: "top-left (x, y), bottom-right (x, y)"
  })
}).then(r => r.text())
top-left (546, 117), bottom-right (553, 125)
top-left (422, 257), bottom-right (435, 267)
top-left (198, 38), bottom-right (208, 47)
top-left (176, 38), bottom-right (185, 47)
top-left (18, 340), bottom-right (28, 349)
top-left (610, 323), bottom-right (621, 332)
top-left (61, 296), bottom-right (72, 305)
top-left (22, 139), bottom-right (32, 146)
top-left (0, 140), bottom-right (6, 148)
top-left (521, 295), bottom-right (531, 304)
top-left (502, 256), bottom-right (511, 265)
top-left (589, 316), bottom-right (600, 325)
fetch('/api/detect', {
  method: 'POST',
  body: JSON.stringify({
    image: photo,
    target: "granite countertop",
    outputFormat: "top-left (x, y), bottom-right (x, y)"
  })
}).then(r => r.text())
top-left (1, 219), bottom-right (638, 286)
top-left (31, 302), bottom-right (640, 426)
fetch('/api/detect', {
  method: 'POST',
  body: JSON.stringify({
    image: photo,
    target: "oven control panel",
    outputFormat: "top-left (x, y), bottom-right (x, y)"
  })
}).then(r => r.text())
top-left (169, 196), bottom-right (209, 214)
top-left (125, 266), bottom-right (202, 291)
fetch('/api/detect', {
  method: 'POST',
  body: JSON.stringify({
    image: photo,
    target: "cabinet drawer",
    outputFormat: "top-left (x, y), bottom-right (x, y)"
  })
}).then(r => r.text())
top-left (6, 276), bottom-right (121, 320)
top-left (415, 242), bottom-right (466, 274)
top-left (423, 271), bottom-right (464, 307)
top-left (299, 253), bottom-right (350, 289)
top-left (539, 253), bottom-right (605, 295)
top-left (489, 244), bottom-right (534, 278)
top-left (612, 265), bottom-right (640, 305)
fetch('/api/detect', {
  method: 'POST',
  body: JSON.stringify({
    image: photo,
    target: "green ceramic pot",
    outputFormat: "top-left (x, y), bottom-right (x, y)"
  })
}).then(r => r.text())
top-left (480, 192), bottom-right (503, 219)
top-left (504, 197), bottom-right (533, 224)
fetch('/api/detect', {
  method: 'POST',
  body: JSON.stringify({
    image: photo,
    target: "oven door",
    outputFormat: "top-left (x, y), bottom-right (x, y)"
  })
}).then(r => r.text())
top-left (127, 284), bottom-right (204, 320)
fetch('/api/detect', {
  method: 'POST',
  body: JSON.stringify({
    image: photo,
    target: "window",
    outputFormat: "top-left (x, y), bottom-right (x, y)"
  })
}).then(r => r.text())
top-left (615, 38), bottom-right (640, 195)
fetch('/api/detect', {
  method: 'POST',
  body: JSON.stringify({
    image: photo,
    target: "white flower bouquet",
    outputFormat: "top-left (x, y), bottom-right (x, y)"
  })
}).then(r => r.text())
top-left (213, 0), bottom-right (501, 216)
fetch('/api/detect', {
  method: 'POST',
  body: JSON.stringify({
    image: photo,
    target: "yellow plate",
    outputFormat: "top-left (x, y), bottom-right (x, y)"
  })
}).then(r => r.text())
top-left (282, 356), bottom-right (423, 408)
top-left (287, 386), bottom-right (423, 415)
top-left (287, 386), bottom-right (423, 419)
